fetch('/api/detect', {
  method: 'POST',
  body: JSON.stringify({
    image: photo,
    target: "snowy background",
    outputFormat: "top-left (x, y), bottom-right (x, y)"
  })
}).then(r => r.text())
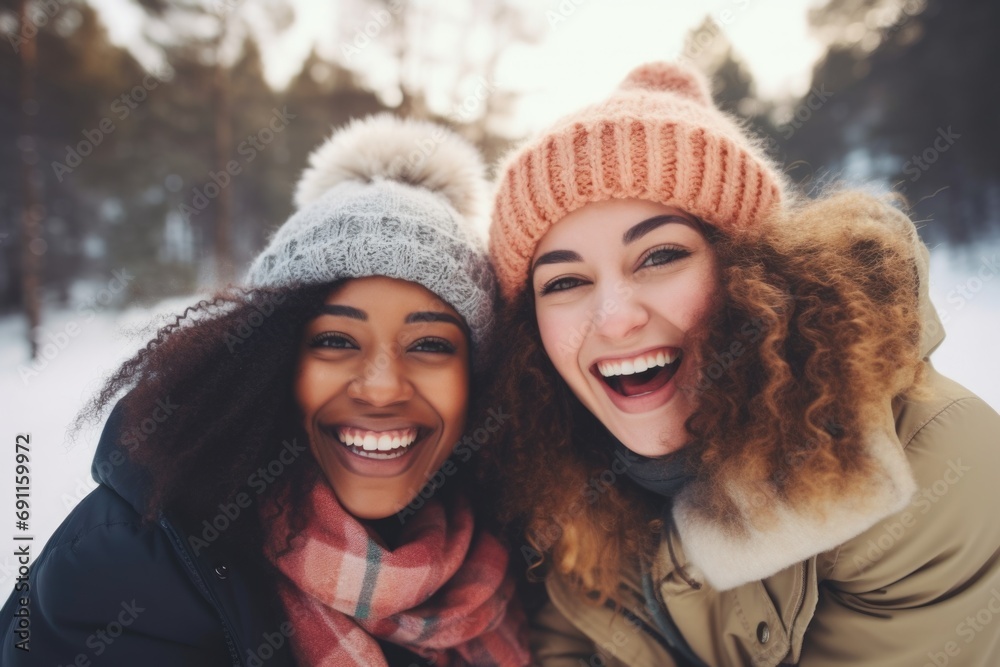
top-left (2, 236), bottom-right (999, 597)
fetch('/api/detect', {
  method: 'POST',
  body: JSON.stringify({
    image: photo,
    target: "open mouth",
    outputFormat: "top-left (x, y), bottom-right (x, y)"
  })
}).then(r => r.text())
top-left (330, 426), bottom-right (424, 461)
top-left (593, 347), bottom-right (683, 398)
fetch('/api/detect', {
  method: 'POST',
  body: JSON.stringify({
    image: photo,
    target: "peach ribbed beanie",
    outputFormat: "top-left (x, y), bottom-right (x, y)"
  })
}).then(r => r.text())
top-left (490, 61), bottom-right (785, 300)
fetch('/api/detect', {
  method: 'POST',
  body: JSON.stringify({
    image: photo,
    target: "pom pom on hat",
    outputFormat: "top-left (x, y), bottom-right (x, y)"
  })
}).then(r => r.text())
top-left (618, 61), bottom-right (713, 107)
top-left (294, 113), bottom-right (487, 221)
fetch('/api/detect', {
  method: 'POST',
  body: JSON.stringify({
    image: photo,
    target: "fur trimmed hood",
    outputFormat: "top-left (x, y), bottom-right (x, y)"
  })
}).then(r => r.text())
top-left (672, 418), bottom-right (916, 590)
top-left (670, 193), bottom-right (941, 592)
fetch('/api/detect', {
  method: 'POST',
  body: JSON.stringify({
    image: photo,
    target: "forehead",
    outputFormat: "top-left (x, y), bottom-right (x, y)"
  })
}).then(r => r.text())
top-left (322, 276), bottom-right (462, 319)
top-left (534, 199), bottom-right (701, 253)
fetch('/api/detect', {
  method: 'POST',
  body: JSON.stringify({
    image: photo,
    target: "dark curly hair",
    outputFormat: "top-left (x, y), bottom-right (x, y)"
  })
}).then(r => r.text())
top-left (480, 191), bottom-right (928, 602)
top-left (79, 283), bottom-right (332, 563)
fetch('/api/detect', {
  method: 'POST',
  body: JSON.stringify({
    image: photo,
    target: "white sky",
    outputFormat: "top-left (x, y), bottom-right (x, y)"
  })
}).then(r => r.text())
top-left (498, 0), bottom-right (827, 132)
top-left (86, 0), bottom-right (828, 134)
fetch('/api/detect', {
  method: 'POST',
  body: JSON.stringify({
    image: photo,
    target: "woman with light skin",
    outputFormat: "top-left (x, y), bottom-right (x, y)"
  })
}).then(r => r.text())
top-left (484, 62), bottom-right (1000, 666)
top-left (0, 115), bottom-right (528, 667)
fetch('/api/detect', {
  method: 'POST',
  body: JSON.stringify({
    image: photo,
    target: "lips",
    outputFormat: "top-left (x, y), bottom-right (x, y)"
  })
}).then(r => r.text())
top-left (593, 346), bottom-right (683, 398)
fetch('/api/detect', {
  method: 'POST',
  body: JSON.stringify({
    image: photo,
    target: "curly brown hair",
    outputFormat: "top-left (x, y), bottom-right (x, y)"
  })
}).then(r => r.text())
top-left (480, 191), bottom-right (928, 602)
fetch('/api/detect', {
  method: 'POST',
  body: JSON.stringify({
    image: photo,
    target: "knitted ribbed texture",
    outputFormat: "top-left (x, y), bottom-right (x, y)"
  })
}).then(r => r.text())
top-left (246, 115), bottom-right (497, 355)
top-left (490, 61), bottom-right (786, 300)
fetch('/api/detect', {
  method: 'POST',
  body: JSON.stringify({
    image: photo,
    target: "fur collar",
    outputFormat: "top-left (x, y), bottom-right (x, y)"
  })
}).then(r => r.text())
top-left (669, 413), bottom-right (916, 591)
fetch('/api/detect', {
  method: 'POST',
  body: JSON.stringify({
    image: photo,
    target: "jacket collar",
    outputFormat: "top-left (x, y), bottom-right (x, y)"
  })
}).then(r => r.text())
top-left (913, 226), bottom-right (946, 358)
top-left (90, 399), bottom-right (153, 517)
top-left (670, 418), bottom-right (916, 591)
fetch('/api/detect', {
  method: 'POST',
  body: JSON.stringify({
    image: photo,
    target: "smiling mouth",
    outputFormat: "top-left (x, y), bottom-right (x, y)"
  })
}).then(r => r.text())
top-left (330, 426), bottom-right (423, 460)
top-left (593, 347), bottom-right (683, 398)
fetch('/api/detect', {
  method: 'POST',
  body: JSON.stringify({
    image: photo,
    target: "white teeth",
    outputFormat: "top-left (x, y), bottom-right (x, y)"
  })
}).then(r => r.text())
top-left (335, 427), bottom-right (420, 454)
top-left (597, 349), bottom-right (680, 377)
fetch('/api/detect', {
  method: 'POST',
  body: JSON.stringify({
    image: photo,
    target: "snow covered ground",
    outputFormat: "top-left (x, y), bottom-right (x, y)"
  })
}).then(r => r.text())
top-left (1, 239), bottom-right (999, 597)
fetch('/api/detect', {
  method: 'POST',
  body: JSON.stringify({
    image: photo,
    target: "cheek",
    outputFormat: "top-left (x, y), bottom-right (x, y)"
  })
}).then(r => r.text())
top-left (451, 375), bottom-right (472, 428)
top-left (293, 360), bottom-right (314, 416)
top-left (688, 267), bottom-right (722, 326)
top-left (536, 306), bottom-right (583, 373)
top-left (657, 267), bottom-right (720, 331)
top-left (425, 365), bottom-right (471, 431)
top-left (294, 358), bottom-right (345, 418)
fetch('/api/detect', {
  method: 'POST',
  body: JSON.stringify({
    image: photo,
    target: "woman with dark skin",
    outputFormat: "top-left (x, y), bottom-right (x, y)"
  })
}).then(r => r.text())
top-left (0, 115), bottom-right (528, 667)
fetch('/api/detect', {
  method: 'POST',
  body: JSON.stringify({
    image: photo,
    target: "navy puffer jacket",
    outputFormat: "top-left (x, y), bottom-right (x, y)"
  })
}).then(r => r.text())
top-left (0, 403), bottom-right (296, 666)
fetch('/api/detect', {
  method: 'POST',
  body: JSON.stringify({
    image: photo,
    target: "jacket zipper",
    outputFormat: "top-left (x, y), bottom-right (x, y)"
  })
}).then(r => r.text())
top-left (640, 568), bottom-right (710, 667)
top-left (793, 562), bottom-right (808, 625)
top-left (783, 561), bottom-right (810, 663)
top-left (158, 516), bottom-right (244, 666)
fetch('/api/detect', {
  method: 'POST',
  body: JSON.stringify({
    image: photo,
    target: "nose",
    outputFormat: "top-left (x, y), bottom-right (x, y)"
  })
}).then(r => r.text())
top-left (592, 281), bottom-right (649, 341)
top-left (347, 350), bottom-right (414, 407)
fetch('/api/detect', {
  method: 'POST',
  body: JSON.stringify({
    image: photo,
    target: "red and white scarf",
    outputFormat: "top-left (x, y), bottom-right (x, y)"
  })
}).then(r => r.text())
top-left (263, 481), bottom-right (529, 667)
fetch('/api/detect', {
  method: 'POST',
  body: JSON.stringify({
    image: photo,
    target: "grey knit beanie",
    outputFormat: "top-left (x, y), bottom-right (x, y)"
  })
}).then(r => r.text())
top-left (246, 114), bottom-right (496, 356)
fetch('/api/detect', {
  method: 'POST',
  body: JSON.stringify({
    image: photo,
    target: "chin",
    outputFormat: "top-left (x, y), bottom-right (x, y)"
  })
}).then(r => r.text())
top-left (607, 414), bottom-right (692, 458)
top-left (332, 485), bottom-right (409, 521)
top-left (341, 500), bottom-right (402, 521)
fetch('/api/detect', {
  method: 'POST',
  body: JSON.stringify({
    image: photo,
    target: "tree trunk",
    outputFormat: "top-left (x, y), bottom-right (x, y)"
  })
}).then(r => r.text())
top-left (18, 0), bottom-right (42, 358)
top-left (213, 39), bottom-right (234, 285)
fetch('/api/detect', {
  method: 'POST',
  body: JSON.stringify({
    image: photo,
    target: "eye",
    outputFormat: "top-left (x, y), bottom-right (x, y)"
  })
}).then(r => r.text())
top-left (539, 276), bottom-right (588, 296)
top-left (309, 332), bottom-right (357, 350)
top-left (410, 337), bottom-right (457, 354)
top-left (639, 245), bottom-right (691, 269)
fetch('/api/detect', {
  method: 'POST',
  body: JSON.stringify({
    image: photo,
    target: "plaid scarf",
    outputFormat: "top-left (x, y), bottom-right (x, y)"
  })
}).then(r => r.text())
top-left (263, 480), bottom-right (529, 667)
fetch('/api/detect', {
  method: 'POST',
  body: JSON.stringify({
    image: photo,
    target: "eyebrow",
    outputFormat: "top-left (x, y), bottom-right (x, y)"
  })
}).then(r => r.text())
top-left (316, 305), bottom-right (464, 330)
top-left (318, 304), bottom-right (366, 320)
top-left (405, 311), bottom-right (465, 330)
top-left (531, 249), bottom-right (584, 272)
top-left (622, 215), bottom-right (694, 245)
